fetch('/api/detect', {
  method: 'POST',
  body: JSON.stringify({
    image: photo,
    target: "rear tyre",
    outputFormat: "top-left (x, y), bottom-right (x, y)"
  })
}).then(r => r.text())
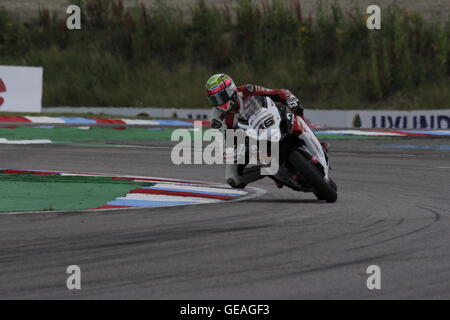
top-left (287, 151), bottom-right (338, 203)
top-left (329, 178), bottom-right (337, 191)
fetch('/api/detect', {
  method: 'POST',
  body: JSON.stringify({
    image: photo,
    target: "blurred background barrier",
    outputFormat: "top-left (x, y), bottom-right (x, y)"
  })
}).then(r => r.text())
top-left (41, 107), bottom-right (450, 129)
top-left (0, 66), bottom-right (43, 112)
top-left (0, 0), bottom-right (448, 110)
top-left (43, 106), bottom-right (211, 120)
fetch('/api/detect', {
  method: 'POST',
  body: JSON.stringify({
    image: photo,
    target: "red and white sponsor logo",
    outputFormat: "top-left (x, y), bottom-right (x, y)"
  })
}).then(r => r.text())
top-left (0, 66), bottom-right (43, 112)
top-left (0, 78), bottom-right (6, 107)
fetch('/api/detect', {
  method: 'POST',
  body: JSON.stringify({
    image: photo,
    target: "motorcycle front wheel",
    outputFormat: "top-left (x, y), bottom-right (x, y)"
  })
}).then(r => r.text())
top-left (287, 150), bottom-right (338, 203)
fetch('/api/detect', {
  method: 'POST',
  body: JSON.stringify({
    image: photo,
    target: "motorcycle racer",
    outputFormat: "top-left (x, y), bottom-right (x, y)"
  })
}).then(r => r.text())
top-left (205, 73), bottom-right (305, 189)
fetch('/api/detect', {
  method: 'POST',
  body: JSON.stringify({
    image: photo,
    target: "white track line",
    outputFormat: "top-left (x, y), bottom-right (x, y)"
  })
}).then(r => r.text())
top-left (119, 193), bottom-right (221, 203)
top-left (147, 183), bottom-right (248, 195)
top-left (0, 138), bottom-right (52, 144)
top-left (121, 119), bottom-right (159, 125)
top-left (321, 130), bottom-right (404, 136)
top-left (24, 116), bottom-right (66, 124)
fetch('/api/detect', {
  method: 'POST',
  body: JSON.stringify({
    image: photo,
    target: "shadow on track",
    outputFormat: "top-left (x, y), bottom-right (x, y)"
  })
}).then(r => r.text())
top-left (244, 199), bottom-right (325, 204)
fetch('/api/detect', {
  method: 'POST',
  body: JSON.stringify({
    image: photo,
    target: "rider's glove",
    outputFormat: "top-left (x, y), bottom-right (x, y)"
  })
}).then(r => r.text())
top-left (286, 95), bottom-right (304, 117)
top-left (286, 95), bottom-right (299, 109)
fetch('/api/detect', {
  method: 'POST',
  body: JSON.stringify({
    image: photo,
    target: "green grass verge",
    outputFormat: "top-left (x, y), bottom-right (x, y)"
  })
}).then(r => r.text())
top-left (0, 126), bottom-right (382, 145)
top-left (0, 173), bottom-right (152, 213)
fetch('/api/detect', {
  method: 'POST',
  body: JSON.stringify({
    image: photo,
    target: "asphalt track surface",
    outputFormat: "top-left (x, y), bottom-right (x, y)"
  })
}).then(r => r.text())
top-left (0, 137), bottom-right (449, 299)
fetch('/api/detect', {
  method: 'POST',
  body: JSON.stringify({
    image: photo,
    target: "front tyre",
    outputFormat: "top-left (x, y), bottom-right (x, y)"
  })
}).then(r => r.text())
top-left (288, 151), bottom-right (338, 203)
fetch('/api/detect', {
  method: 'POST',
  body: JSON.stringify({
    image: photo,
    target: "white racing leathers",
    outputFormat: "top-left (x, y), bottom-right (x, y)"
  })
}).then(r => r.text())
top-left (210, 102), bottom-right (265, 189)
top-left (209, 84), bottom-right (301, 188)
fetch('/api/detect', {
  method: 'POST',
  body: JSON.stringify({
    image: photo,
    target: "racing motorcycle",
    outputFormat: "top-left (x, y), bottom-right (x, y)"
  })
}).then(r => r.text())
top-left (236, 96), bottom-right (338, 203)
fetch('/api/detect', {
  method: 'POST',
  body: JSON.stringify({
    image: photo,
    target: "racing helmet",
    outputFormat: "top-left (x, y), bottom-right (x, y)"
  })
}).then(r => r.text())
top-left (205, 74), bottom-right (237, 112)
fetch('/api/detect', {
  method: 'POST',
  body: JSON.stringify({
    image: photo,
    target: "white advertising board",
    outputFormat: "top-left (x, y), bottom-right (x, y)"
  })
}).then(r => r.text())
top-left (0, 66), bottom-right (43, 113)
top-left (41, 107), bottom-right (450, 129)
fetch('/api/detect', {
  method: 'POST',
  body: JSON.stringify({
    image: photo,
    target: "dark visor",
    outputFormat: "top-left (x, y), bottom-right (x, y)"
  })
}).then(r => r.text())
top-left (208, 90), bottom-right (231, 107)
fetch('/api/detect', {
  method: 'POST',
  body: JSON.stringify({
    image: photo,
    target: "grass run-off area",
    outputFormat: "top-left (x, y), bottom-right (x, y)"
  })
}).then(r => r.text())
top-left (0, 173), bottom-right (152, 213)
top-left (0, 126), bottom-right (380, 145)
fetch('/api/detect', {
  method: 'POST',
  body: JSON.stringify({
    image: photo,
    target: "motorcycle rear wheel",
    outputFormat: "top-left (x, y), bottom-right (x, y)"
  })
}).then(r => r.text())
top-left (287, 151), bottom-right (338, 203)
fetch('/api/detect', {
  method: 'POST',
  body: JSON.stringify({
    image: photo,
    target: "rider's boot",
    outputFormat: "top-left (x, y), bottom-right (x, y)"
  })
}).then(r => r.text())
top-left (226, 164), bottom-right (263, 189)
top-left (226, 178), bottom-right (247, 189)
